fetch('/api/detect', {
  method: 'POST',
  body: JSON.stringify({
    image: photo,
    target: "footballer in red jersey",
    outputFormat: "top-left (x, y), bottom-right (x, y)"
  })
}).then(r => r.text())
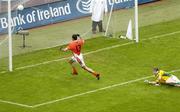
top-left (61, 34), bottom-right (100, 80)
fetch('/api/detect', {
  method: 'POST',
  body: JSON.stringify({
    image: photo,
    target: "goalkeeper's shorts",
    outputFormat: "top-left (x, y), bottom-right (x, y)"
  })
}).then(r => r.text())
top-left (166, 75), bottom-right (180, 85)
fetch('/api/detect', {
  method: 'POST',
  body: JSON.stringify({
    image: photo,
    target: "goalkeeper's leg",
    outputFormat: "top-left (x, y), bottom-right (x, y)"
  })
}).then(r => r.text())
top-left (166, 75), bottom-right (180, 86)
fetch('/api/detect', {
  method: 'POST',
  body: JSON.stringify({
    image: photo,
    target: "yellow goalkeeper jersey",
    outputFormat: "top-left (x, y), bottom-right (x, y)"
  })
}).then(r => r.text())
top-left (155, 70), bottom-right (171, 83)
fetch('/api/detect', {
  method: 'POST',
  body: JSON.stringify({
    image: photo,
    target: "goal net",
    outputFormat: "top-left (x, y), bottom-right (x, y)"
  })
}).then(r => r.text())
top-left (0, 0), bottom-right (93, 72)
top-left (0, 0), bottom-right (139, 72)
top-left (104, 0), bottom-right (138, 42)
top-left (0, 0), bottom-right (10, 72)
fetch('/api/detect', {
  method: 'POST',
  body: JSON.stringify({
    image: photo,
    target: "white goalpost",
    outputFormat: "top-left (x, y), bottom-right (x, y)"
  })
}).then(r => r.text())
top-left (105, 0), bottom-right (114, 37)
top-left (3, 0), bottom-right (139, 72)
top-left (1, 0), bottom-right (94, 72)
top-left (8, 0), bottom-right (13, 72)
top-left (105, 0), bottom-right (139, 43)
top-left (7, 0), bottom-right (25, 72)
top-left (135, 0), bottom-right (139, 43)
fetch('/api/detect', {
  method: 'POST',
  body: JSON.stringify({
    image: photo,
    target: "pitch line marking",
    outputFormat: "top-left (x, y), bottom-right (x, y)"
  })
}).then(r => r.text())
top-left (0, 69), bottom-right (179, 108)
top-left (31, 75), bottom-right (153, 108)
top-left (31, 69), bottom-right (180, 108)
top-left (1, 30), bottom-right (180, 74)
top-left (0, 99), bottom-right (33, 108)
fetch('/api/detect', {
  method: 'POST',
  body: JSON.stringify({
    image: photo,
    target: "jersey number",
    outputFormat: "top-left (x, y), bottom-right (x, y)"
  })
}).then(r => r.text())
top-left (76, 45), bottom-right (81, 52)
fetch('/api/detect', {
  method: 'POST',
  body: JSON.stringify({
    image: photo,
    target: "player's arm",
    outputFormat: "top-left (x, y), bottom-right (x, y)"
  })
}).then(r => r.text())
top-left (62, 47), bottom-right (68, 52)
top-left (144, 80), bottom-right (160, 86)
top-left (77, 34), bottom-right (85, 44)
top-left (60, 46), bottom-right (69, 52)
top-left (77, 34), bottom-right (83, 40)
top-left (60, 43), bottom-right (72, 52)
top-left (104, 0), bottom-right (108, 13)
top-left (155, 74), bottom-right (162, 83)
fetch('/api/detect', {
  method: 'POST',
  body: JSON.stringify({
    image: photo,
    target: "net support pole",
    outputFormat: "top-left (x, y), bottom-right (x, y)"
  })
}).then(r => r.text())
top-left (105, 2), bottom-right (114, 36)
top-left (134, 0), bottom-right (139, 43)
top-left (8, 0), bottom-right (13, 71)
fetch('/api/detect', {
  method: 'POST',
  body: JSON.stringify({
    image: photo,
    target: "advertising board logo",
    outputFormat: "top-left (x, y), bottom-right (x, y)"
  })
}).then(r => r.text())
top-left (76, 0), bottom-right (91, 14)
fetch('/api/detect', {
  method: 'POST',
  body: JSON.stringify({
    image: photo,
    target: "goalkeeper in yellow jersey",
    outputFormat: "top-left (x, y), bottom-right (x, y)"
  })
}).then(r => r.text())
top-left (145, 68), bottom-right (180, 87)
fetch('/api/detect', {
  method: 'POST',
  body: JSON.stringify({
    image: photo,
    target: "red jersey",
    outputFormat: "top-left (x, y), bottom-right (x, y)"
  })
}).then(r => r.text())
top-left (67, 39), bottom-right (84, 55)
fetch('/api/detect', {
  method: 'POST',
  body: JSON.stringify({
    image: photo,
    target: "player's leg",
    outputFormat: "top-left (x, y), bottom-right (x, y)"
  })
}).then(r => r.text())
top-left (75, 54), bottom-right (100, 80)
top-left (174, 84), bottom-right (180, 87)
top-left (166, 75), bottom-right (180, 86)
top-left (82, 66), bottom-right (100, 79)
top-left (172, 75), bottom-right (180, 82)
top-left (92, 21), bottom-right (98, 34)
top-left (69, 58), bottom-right (78, 75)
top-left (144, 80), bottom-right (160, 86)
top-left (98, 20), bottom-right (105, 32)
top-left (171, 75), bottom-right (180, 87)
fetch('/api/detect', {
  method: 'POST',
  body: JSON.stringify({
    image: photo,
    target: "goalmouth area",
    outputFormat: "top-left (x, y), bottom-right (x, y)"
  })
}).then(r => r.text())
top-left (0, 0), bottom-right (180, 112)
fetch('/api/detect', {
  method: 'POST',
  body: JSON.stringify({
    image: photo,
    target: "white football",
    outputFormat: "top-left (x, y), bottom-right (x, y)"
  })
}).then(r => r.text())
top-left (17, 4), bottom-right (24, 11)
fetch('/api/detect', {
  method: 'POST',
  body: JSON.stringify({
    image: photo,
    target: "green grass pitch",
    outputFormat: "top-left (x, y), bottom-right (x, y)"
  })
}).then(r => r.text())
top-left (0, 1), bottom-right (180, 112)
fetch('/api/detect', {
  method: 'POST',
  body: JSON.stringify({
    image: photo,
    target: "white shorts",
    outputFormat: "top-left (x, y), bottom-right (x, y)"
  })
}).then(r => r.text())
top-left (71, 53), bottom-right (86, 67)
top-left (166, 75), bottom-right (180, 85)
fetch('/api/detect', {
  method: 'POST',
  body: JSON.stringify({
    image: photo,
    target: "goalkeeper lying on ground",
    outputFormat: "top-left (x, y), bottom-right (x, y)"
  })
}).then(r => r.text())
top-left (145, 68), bottom-right (180, 87)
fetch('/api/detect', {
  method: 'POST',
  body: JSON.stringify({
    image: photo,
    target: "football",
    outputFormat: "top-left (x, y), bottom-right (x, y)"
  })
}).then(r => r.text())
top-left (17, 4), bottom-right (24, 11)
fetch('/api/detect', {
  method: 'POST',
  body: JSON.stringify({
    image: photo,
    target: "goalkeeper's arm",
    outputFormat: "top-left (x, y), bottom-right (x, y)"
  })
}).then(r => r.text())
top-left (144, 80), bottom-right (160, 86)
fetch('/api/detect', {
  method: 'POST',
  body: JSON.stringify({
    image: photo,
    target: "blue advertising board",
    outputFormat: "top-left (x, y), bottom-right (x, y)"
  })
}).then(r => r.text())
top-left (0, 0), bottom-right (156, 33)
top-left (138, 0), bottom-right (156, 4)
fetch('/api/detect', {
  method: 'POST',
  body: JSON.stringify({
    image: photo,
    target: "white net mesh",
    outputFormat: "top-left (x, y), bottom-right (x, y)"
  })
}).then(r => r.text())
top-left (0, 0), bottom-right (137, 72)
top-left (0, 1), bottom-right (9, 71)
top-left (105, 0), bottom-right (136, 40)
top-left (0, 0), bottom-right (94, 72)
top-left (3, 0), bottom-right (175, 72)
